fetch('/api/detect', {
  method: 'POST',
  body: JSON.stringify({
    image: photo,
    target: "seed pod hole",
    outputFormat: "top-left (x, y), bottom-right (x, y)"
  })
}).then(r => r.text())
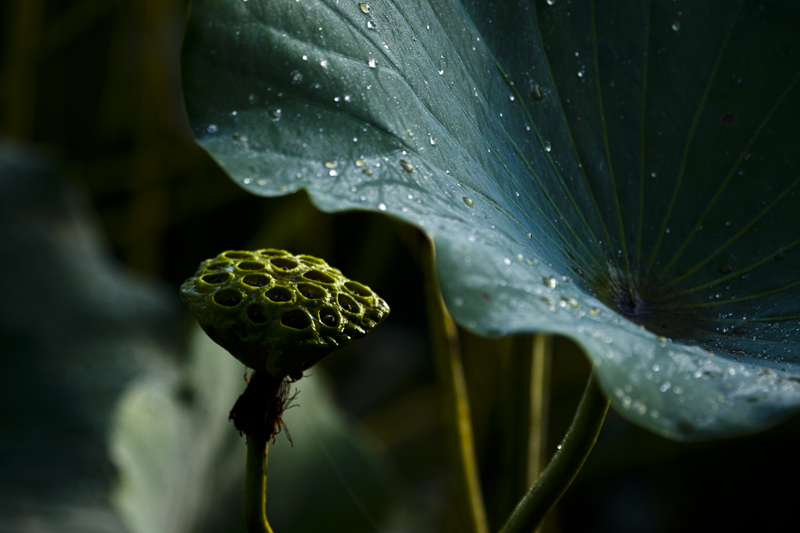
top-left (238, 261), bottom-right (265, 271)
top-left (206, 262), bottom-right (230, 270)
top-left (281, 310), bottom-right (311, 329)
top-left (271, 258), bottom-right (299, 271)
top-left (298, 283), bottom-right (326, 299)
top-left (303, 270), bottom-right (336, 283)
top-left (338, 293), bottom-right (360, 313)
top-left (224, 252), bottom-right (254, 259)
top-left (345, 281), bottom-right (372, 297)
top-left (259, 249), bottom-right (286, 257)
top-left (266, 287), bottom-right (293, 302)
top-left (319, 308), bottom-right (339, 327)
top-left (202, 273), bottom-right (230, 284)
top-left (298, 255), bottom-right (325, 266)
top-left (214, 289), bottom-right (243, 307)
top-left (247, 305), bottom-right (270, 323)
top-left (243, 274), bottom-right (271, 287)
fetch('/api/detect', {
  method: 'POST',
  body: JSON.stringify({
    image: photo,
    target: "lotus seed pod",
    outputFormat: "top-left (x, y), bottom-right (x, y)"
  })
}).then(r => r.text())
top-left (180, 249), bottom-right (389, 378)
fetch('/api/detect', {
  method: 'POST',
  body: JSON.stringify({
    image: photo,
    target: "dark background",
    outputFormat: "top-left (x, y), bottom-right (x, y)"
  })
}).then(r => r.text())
top-left (1, 1), bottom-right (798, 531)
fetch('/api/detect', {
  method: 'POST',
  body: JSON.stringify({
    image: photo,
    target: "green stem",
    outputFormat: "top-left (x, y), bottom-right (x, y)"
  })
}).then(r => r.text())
top-left (497, 335), bottom-right (551, 525)
top-left (421, 237), bottom-right (489, 533)
top-left (527, 334), bottom-right (552, 485)
top-left (244, 436), bottom-right (275, 533)
top-left (500, 372), bottom-right (609, 533)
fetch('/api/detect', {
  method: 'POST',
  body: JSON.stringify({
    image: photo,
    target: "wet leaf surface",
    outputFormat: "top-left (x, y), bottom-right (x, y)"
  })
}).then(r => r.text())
top-left (182, 0), bottom-right (800, 440)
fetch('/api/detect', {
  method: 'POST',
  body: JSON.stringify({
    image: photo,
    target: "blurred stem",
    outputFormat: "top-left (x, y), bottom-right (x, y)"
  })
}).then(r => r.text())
top-left (2, 0), bottom-right (44, 139)
top-left (420, 237), bottom-right (489, 533)
top-left (528, 334), bottom-right (552, 485)
top-left (497, 334), bottom-right (551, 527)
top-left (245, 436), bottom-right (275, 533)
top-left (500, 372), bottom-right (608, 533)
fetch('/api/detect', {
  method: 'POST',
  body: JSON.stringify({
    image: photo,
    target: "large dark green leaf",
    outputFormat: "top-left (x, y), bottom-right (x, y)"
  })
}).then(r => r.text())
top-left (181, 0), bottom-right (800, 441)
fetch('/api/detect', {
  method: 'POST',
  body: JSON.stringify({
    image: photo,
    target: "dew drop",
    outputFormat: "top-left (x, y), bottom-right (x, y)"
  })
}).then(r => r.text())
top-left (463, 197), bottom-right (474, 207)
top-left (328, 169), bottom-right (338, 177)
top-left (359, 2), bottom-right (370, 13)
top-left (268, 107), bottom-right (281, 121)
top-left (363, 168), bottom-right (373, 176)
top-left (561, 296), bottom-right (579, 309)
top-left (543, 277), bottom-right (558, 289)
top-left (324, 160), bottom-right (337, 169)
top-left (546, 0), bottom-right (555, 4)
top-left (320, 59), bottom-right (328, 68)
top-left (544, 141), bottom-right (552, 152)
top-left (509, 95), bottom-right (515, 101)
top-left (671, 21), bottom-right (681, 31)
top-left (577, 69), bottom-right (585, 78)
top-left (355, 158), bottom-right (366, 167)
top-left (368, 58), bottom-right (377, 68)
top-left (290, 70), bottom-right (303, 84)
top-left (399, 159), bottom-right (414, 173)
top-left (589, 307), bottom-right (601, 316)
top-left (438, 69), bottom-right (445, 75)
top-left (206, 124), bottom-right (218, 134)
top-left (378, 202), bottom-right (387, 211)
top-left (525, 232), bottom-right (532, 239)
top-left (531, 84), bottom-right (544, 101)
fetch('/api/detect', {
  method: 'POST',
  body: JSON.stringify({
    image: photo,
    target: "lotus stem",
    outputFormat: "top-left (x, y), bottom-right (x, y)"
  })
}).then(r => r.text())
top-left (244, 435), bottom-right (275, 533)
top-left (421, 237), bottom-right (489, 533)
top-left (500, 371), bottom-right (608, 533)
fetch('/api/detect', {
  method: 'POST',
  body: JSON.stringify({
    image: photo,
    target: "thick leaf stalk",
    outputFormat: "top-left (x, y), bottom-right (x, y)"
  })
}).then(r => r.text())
top-left (501, 372), bottom-right (609, 533)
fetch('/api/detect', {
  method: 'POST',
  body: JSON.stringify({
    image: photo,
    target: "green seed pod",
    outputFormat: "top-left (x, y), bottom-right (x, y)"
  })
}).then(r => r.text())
top-left (180, 249), bottom-right (389, 378)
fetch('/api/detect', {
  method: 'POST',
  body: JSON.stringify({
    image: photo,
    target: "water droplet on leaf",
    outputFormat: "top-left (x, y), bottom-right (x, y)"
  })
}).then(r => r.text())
top-left (543, 277), bottom-right (558, 289)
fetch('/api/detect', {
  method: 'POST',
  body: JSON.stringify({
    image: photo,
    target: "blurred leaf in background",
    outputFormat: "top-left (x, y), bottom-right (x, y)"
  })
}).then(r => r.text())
top-left (0, 143), bottom-right (397, 532)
